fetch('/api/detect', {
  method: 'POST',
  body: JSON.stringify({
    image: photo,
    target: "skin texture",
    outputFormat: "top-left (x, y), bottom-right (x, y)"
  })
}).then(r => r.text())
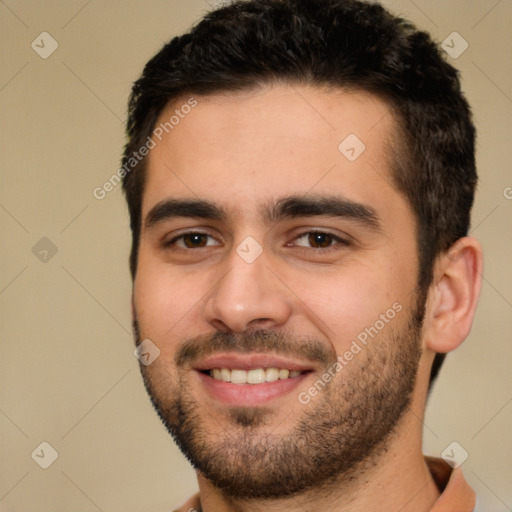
top-left (132, 85), bottom-right (483, 511)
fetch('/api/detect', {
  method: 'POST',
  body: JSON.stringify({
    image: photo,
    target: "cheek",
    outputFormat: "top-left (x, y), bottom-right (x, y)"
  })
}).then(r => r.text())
top-left (291, 263), bottom-right (411, 351)
top-left (133, 255), bottom-right (207, 346)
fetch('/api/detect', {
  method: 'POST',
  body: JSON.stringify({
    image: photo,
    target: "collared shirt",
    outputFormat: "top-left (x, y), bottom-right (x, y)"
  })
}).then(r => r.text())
top-left (427, 456), bottom-right (476, 512)
top-left (172, 457), bottom-right (476, 512)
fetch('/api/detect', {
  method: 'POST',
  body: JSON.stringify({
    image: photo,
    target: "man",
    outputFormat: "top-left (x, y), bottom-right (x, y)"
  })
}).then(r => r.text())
top-left (122, 0), bottom-right (483, 510)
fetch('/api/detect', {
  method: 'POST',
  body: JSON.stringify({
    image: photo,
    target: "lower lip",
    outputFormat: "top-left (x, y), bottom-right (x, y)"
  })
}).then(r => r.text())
top-left (195, 371), bottom-right (310, 406)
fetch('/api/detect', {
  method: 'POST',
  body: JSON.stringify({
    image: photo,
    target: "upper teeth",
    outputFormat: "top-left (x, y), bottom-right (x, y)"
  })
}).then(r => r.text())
top-left (210, 368), bottom-right (302, 384)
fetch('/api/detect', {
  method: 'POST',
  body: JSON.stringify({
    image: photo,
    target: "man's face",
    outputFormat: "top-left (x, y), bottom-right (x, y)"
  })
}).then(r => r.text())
top-left (133, 85), bottom-right (425, 498)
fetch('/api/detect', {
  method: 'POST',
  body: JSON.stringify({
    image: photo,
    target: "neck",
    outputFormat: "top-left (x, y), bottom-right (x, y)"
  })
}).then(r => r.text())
top-left (195, 404), bottom-right (440, 511)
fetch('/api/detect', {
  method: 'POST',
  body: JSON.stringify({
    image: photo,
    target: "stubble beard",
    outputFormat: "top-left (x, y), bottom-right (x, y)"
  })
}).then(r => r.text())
top-left (135, 297), bottom-right (425, 500)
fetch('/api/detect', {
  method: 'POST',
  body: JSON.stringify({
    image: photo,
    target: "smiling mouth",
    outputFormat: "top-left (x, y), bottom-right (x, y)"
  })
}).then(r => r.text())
top-left (205, 367), bottom-right (306, 384)
top-left (194, 357), bottom-right (314, 405)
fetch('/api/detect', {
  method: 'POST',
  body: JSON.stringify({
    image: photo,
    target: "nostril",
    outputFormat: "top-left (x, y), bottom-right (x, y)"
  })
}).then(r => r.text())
top-left (210, 319), bottom-right (232, 333)
top-left (247, 318), bottom-right (274, 329)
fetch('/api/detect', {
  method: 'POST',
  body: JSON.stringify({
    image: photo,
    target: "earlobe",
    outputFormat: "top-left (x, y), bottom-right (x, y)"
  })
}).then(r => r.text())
top-left (424, 237), bottom-right (483, 353)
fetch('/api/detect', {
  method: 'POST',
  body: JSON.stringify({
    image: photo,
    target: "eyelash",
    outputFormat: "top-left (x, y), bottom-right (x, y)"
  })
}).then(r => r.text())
top-left (164, 232), bottom-right (219, 249)
top-left (292, 231), bottom-right (350, 249)
top-left (163, 230), bottom-right (351, 251)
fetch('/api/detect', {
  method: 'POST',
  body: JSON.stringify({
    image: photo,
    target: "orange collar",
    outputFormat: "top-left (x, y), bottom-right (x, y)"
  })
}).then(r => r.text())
top-left (173, 456), bottom-right (476, 511)
top-left (427, 456), bottom-right (476, 511)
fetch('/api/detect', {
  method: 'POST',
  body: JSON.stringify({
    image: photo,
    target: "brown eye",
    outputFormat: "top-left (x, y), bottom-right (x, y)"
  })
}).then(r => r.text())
top-left (308, 232), bottom-right (334, 248)
top-left (165, 232), bottom-right (220, 249)
top-left (182, 233), bottom-right (209, 248)
top-left (292, 231), bottom-right (349, 250)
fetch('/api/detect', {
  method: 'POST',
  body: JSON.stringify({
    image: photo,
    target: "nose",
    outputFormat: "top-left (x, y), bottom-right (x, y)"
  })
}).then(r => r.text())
top-left (203, 248), bottom-right (293, 333)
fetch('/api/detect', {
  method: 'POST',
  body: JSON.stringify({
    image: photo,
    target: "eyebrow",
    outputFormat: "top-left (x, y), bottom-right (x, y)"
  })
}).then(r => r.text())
top-left (145, 199), bottom-right (226, 229)
top-left (144, 194), bottom-right (381, 231)
top-left (264, 195), bottom-right (381, 231)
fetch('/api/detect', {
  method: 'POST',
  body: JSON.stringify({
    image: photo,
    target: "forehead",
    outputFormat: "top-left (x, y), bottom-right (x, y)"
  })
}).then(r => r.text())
top-left (142, 85), bottom-right (410, 225)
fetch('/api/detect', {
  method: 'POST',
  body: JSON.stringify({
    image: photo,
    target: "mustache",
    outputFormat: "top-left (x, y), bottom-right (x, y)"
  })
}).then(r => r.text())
top-left (174, 330), bottom-right (335, 369)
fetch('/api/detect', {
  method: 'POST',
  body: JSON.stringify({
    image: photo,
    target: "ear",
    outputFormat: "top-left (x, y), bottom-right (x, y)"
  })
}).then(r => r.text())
top-left (423, 237), bottom-right (483, 353)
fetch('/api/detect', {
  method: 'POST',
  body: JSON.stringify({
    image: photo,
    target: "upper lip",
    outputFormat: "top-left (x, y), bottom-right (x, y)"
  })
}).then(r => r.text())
top-left (192, 353), bottom-right (316, 372)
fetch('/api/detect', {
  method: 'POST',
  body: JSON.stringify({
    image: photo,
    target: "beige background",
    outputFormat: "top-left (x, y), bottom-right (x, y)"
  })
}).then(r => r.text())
top-left (0, 0), bottom-right (511, 510)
